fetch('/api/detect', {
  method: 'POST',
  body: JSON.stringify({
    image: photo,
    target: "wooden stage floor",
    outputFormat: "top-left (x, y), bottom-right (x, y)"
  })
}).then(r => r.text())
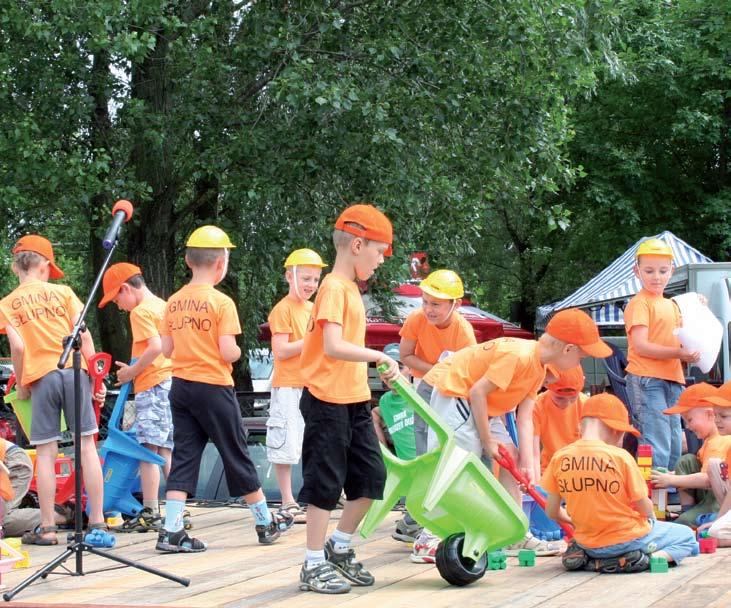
top-left (1, 506), bottom-right (729, 608)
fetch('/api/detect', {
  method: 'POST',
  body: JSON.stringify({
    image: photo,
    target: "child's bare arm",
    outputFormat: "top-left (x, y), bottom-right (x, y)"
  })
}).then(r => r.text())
top-left (467, 377), bottom-right (498, 458)
top-left (516, 397), bottom-right (536, 484)
top-left (371, 407), bottom-right (387, 445)
top-left (629, 326), bottom-right (699, 363)
top-left (116, 336), bottom-right (162, 385)
top-left (533, 435), bottom-right (542, 485)
top-left (651, 469), bottom-right (709, 490)
top-left (633, 495), bottom-right (656, 519)
top-left (161, 335), bottom-right (174, 358)
top-left (399, 338), bottom-right (432, 375)
top-left (322, 322), bottom-right (398, 380)
top-left (6, 325), bottom-right (27, 397)
top-left (546, 492), bottom-right (573, 525)
top-left (219, 334), bottom-right (241, 363)
top-left (271, 333), bottom-right (303, 361)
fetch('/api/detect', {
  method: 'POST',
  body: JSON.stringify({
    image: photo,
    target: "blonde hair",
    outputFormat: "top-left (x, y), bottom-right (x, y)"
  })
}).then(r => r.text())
top-left (13, 251), bottom-right (46, 272)
top-left (185, 247), bottom-right (225, 267)
top-left (333, 221), bottom-right (370, 250)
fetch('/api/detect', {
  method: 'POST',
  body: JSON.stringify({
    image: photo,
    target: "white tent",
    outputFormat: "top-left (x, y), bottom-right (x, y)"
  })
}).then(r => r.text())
top-left (536, 231), bottom-right (713, 329)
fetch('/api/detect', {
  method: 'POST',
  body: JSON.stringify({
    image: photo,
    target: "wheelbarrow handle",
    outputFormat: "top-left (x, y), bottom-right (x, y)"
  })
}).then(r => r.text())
top-left (88, 352), bottom-right (112, 403)
top-left (496, 445), bottom-right (574, 540)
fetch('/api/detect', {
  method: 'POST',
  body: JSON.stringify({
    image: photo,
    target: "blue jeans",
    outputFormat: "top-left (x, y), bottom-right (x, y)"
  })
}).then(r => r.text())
top-left (626, 374), bottom-right (683, 470)
top-left (582, 519), bottom-right (699, 565)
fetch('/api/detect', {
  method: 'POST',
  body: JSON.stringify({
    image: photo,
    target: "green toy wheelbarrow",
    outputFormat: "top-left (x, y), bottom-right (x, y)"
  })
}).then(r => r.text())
top-left (361, 368), bottom-right (528, 586)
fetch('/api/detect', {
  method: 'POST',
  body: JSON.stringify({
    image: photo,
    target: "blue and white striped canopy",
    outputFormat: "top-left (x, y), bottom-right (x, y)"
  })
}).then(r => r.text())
top-left (536, 231), bottom-right (712, 329)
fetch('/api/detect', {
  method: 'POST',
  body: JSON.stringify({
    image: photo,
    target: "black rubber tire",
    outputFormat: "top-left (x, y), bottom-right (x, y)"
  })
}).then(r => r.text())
top-left (435, 533), bottom-right (487, 587)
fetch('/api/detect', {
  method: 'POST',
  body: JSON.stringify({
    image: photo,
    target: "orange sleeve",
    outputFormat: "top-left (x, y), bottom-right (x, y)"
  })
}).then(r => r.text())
top-left (218, 297), bottom-right (242, 336)
top-left (623, 455), bottom-right (649, 502)
top-left (539, 455), bottom-right (559, 494)
top-left (314, 282), bottom-right (346, 326)
top-left (268, 301), bottom-right (292, 335)
top-left (483, 350), bottom-right (519, 391)
top-left (625, 297), bottom-right (650, 332)
top-left (160, 305), bottom-right (171, 336)
top-left (130, 307), bottom-right (160, 343)
top-left (65, 287), bottom-right (84, 322)
top-left (399, 311), bottom-right (422, 340)
top-left (455, 317), bottom-right (477, 348)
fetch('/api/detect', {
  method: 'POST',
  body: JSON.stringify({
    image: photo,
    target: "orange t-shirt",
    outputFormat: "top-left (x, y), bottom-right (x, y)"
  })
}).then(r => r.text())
top-left (533, 391), bottom-right (588, 472)
top-left (423, 338), bottom-right (546, 416)
top-left (299, 273), bottom-right (369, 404)
top-left (160, 284), bottom-right (241, 386)
top-left (624, 289), bottom-right (684, 384)
top-left (0, 280), bottom-right (85, 384)
top-left (399, 309), bottom-right (477, 378)
top-left (268, 296), bottom-right (313, 388)
top-left (130, 295), bottom-right (173, 394)
top-left (698, 433), bottom-right (731, 473)
top-left (541, 439), bottom-right (652, 548)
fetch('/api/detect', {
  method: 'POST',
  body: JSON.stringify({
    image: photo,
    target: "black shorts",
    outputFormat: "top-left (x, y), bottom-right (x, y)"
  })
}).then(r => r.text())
top-left (166, 378), bottom-right (261, 497)
top-left (298, 388), bottom-right (386, 511)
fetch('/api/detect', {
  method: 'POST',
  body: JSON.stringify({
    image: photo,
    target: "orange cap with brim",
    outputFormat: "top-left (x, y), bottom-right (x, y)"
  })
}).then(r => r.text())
top-left (98, 262), bottom-right (142, 308)
top-left (12, 235), bottom-right (64, 279)
top-left (547, 365), bottom-right (585, 396)
top-left (335, 204), bottom-right (393, 256)
top-left (581, 393), bottom-right (640, 437)
top-left (663, 382), bottom-right (719, 414)
top-left (545, 308), bottom-right (612, 358)
top-left (700, 381), bottom-right (731, 408)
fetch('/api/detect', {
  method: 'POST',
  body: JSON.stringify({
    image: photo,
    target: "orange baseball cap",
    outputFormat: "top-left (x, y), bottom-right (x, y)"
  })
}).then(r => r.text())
top-left (544, 308), bottom-right (611, 358)
top-left (547, 365), bottom-right (585, 396)
top-left (663, 382), bottom-right (719, 414)
top-left (98, 262), bottom-right (142, 308)
top-left (581, 393), bottom-right (640, 437)
top-left (700, 381), bottom-right (731, 408)
top-left (12, 235), bottom-right (64, 279)
top-left (335, 204), bottom-right (393, 256)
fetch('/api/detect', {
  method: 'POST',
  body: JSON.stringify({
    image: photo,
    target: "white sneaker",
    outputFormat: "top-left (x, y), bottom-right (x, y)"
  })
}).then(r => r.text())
top-left (504, 532), bottom-right (563, 557)
top-left (410, 531), bottom-right (440, 564)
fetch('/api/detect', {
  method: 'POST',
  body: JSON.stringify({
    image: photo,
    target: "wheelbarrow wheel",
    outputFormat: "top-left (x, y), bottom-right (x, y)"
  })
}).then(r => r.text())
top-left (435, 533), bottom-right (487, 587)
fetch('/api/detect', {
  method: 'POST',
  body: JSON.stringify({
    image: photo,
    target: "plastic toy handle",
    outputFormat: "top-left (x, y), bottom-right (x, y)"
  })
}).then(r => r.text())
top-left (6, 372), bottom-right (16, 394)
top-left (88, 353), bottom-right (113, 403)
top-left (106, 358), bottom-right (137, 432)
top-left (496, 445), bottom-right (574, 540)
top-left (376, 364), bottom-right (452, 447)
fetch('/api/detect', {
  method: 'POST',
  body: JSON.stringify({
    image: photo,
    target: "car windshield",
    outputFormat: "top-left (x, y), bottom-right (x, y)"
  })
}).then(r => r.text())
top-left (249, 350), bottom-right (273, 380)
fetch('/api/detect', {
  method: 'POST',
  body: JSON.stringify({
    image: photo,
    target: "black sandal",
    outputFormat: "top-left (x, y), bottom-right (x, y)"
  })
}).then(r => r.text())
top-left (22, 525), bottom-right (59, 546)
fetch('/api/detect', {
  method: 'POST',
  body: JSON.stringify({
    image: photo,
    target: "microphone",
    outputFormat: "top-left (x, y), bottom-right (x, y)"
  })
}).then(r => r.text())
top-left (102, 200), bottom-right (134, 250)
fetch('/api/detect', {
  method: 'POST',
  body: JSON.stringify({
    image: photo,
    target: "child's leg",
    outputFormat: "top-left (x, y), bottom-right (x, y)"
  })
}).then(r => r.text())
top-left (35, 440), bottom-right (59, 532)
top-left (274, 464), bottom-right (296, 505)
top-left (642, 520), bottom-right (699, 564)
top-left (140, 446), bottom-right (161, 504)
top-left (627, 375), bottom-right (676, 470)
top-left (266, 387), bottom-right (304, 507)
top-left (79, 434), bottom-right (105, 524)
top-left (674, 454), bottom-right (701, 512)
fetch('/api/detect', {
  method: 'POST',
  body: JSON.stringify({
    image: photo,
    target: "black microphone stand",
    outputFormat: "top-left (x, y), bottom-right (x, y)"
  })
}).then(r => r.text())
top-left (4, 224), bottom-right (189, 602)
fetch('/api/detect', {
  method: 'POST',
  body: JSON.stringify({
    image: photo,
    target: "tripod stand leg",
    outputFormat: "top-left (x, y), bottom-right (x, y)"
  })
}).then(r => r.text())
top-left (3, 547), bottom-right (75, 601)
top-left (85, 545), bottom-right (190, 586)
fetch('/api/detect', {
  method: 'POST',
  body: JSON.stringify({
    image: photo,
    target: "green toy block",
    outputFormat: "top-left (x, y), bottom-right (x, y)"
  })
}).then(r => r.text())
top-left (518, 549), bottom-right (536, 567)
top-left (650, 556), bottom-right (668, 573)
top-left (487, 550), bottom-right (507, 570)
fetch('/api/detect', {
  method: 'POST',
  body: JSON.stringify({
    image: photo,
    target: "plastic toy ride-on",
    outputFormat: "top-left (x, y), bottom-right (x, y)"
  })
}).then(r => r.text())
top-left (360, 368), bottom-right (528, 586)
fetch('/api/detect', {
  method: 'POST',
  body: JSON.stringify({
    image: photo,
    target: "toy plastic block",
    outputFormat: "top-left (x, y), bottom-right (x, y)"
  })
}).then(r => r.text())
top-left (12, 551), bottom-right (30, 569)
top-left (518, 549), bottom-right (536, 567)
top-left (637, 445), bottom-right (653, 458)
top-left (649, 556), bottom-right (668, 573)
top-left (699, 537), bottom-right (717, 553)
top-left (698, 530), bottom-right (710, 539)
top-left (637, 457), bottom-right (652, 466)
top-left (488, 550), bottom-right (507, 570)
top-left (640, 468), bottom-right (651, 481)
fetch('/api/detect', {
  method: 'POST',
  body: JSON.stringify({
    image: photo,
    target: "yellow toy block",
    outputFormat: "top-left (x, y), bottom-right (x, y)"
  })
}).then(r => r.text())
top-left (12, 550), bottom-right (31, 569)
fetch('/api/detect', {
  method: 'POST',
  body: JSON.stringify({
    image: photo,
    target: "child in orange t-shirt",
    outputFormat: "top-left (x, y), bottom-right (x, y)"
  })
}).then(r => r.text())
top-left (532, 365), bottom-right (588, 478)
top-left (650, 383), bottom-right (731, 527)
top-left (624, 238), bottom-right (700, 470)
top-left (297, 204), bottom-right (398, 594)
top-left (99, 262), bottom-right (174, 530)
top-left (265, 248), bottom-right (326, 523)
top-left (399, 269), bottom-right (476, 456)
top-left (543, 393), bottom-right (698, 572)
top-left (701, 381), bottom-right (731, 545)
top-left (411, 308), bottom-right (611, 562)
top-left (0, 235), bottom-right (110, 546)
top-left (156, 226), bottom-right (292, 554)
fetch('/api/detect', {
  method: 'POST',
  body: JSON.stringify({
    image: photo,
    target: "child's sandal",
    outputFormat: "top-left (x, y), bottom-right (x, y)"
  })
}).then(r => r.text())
top-left (279, 502), bottom-right (307, 524)
top-left (22, 525), bottom-right (59, 546)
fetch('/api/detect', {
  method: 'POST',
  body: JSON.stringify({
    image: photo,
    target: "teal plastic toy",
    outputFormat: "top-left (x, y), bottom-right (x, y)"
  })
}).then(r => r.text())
top-left (361, 369), bottom-right (528, 586)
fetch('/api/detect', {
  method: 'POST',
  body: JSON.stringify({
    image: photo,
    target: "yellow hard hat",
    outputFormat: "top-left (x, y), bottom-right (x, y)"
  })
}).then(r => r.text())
top-left (420, 269), bottom-right (464, 300)
top-left (186, 226), bottom-right (236, 249)
top-left (284, 248), bottom-right (327, 268)
top-left (636, 238), bottom-right (673, 259)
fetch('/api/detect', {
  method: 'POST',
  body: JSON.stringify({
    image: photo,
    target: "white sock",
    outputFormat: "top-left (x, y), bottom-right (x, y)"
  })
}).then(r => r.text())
top-left (330, 529), bottom-right (353, 553)
top-left (306, 549), bottom-right (326, 569)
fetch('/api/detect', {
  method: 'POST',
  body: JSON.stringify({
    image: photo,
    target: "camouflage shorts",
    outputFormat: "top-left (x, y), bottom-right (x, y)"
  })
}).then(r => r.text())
top-left (135, 379), bottom-right (174, 449)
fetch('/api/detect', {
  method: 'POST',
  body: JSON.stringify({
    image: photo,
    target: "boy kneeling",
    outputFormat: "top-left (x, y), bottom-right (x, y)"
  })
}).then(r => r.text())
top-left (543, 393), bottom-right (698, 572)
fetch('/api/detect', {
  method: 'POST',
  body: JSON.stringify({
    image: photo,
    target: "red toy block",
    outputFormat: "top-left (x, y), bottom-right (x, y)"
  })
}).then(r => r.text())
top-left (699, 537), bottom-right (717, 553)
